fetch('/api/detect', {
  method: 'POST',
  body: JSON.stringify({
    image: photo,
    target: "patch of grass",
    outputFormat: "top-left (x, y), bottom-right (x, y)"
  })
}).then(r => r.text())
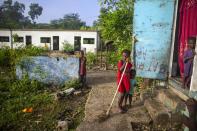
top-left (86, 52), bottom-right (96, 69)
top-left (0, 70), bottom-right (88, 131)
top-left (63, 41), bottom-right (74, 53)
top-left (0, 75), bottom-right (52, 130)
top-left (0, 47), bottom-right (88, 130)
top-left (64, 79), bottom-right (81, 90)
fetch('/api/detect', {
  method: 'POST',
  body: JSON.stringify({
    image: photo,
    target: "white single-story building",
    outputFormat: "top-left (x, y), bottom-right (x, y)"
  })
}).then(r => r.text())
top-left (0, 29), bottom-right (100, 53)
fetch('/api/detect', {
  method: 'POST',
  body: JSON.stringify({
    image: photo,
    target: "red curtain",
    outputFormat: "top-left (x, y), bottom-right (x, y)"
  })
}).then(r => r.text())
top-left (178, 0), bottom-right (197, 78)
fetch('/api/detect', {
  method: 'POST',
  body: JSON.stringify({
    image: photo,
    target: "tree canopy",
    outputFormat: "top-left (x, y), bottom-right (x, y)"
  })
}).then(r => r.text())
top-left (28, 3), bottom-right (43, 24)
top-left (96, 0), bottom-right (134, 65)
top-left (50, 13), bottom-right (86, 30)
top-left (98, 0), bottom-right (133, 44)
top-left (0, 0), bottom-right (26, 28)
top-left (0, 0), bottom-right (43, 29)
top-left (0, 1), bottom-right (87, 30)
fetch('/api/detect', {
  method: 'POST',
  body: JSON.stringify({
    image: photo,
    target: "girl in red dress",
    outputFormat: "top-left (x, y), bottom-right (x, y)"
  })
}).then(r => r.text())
top-left (79, 50), bottom-right (86, 89)
top-left (117, 49), bottom-right (132, 113)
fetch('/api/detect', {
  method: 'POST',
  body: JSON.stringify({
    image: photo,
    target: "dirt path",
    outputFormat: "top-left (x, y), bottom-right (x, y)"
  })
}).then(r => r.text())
top-left (76, 70), bottom-right (151, 131)
top-left (86, 70), bottom-right (116, 86)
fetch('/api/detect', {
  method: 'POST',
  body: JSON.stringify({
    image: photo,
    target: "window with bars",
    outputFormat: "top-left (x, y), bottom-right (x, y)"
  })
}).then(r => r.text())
top-left (40, 37), bottom-right (51, 43)
top-left (83, 38), bottom-right (95, 44)
top-left (0, 36), bottom-right (9, 42)
top-left (14, 37), bottom-right (24, 42)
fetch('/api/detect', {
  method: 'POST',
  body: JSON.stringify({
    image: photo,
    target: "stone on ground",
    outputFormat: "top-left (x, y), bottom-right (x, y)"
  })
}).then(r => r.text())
top-left (144, 98), bottom-right (170, 128)
top-left (57, 120), bottom-right (68, 131)
top-left (156, 88), bottom-right (185, 110)
top-left (63, 88), bottom-right (75, 95)
top-left (74, 90), bottom-right (82, 95)
top-left (127, 105), bottom-right (152, 125)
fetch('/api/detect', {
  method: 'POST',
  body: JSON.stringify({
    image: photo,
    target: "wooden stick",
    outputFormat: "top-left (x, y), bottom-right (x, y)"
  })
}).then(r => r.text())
top-left (106, 62), bottom-right (128, 115)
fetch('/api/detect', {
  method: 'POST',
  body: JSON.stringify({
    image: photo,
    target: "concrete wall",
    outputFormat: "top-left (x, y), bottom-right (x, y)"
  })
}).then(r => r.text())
top-left (16, 56), bottom-right (79, 85)
top-left (133, 0), bottom-right (175, 79)
top-left (0, 29), bottom-right (99, 53)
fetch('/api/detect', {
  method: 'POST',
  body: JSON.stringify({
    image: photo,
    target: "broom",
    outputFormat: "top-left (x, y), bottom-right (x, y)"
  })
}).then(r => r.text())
top-left (98, 62), bottom-right (128, 122)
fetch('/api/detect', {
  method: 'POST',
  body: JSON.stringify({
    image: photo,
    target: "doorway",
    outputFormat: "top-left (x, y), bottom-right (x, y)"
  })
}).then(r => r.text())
top-left (53, 36), bottom-right (59, 50)
top-left (26, 36), bottom-right (32, 46)
top-left (170, 0), bottom-right (197, 91)
top-left (74, 36), bottom-right (81, 51)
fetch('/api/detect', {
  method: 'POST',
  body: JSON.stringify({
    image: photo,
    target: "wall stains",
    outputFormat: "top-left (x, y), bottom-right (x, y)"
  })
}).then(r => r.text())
top-left (16, 56), bottom-right (79, 85)
top-left (152, 22), bottom-right (170, 28)
top-left (133, 0), bottom-right (175, 79)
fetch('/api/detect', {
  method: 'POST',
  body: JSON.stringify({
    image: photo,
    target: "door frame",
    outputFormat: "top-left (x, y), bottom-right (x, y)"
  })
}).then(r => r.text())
top-left (169, 0), bottom-right (179, 78)
top-left (74, 36), bottom-right (81, 51)
top-left (53, 36), bottom-right (59, 50)
top-left (25, 35), bottom-right (32, 46)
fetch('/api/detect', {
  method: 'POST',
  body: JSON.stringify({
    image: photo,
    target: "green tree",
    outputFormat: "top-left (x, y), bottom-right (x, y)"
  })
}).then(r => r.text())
top-left (98, 0), bottom-right (133, 44)
top-left (97, 0), bottom-right (134, 65)
top-left (28, 3), bottom-right (43, 24)
top-left (50, 13), bottom-right (87, 30)
top-left (0, 0), bottom-right (27, 28)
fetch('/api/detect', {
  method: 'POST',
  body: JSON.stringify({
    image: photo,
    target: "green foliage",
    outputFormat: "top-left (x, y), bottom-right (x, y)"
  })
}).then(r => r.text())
top-left (98, 0), bottom-right (133, 43)
top-left (86, 52), bottom-right (97, 68)
top-left (0, 0), bottom-right (42, 28)
top-left (0, 47), bottom-right (51, 130)
top-left (0, 0), bottom-right (26, 28)
top-left (63, 41), bottom-right (74, 52)
top-left (0, 1), bottom-right (88, 29)
top-left (135, 77), bottom-right (143, 93)
top-left (64, 79), bottom-right (81, 89)
top-left (0, 46), bottom-right (45, 68)
top-left (97, 0), bottom-right (133, 67)
top-left (0, 75), bottom-right (52, 129)
top-left (12, 33), bottom-right (19, 42)
top-left (50, 13), bottom-right (87, 30)
top-left (105, 41), bottom-right (131, 66)
top-left (28, 3), bottom-right (43, 24)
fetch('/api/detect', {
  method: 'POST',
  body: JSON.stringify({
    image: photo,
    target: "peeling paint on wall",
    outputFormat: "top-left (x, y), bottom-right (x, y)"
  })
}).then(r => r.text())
top-left (133, 0), bottom-right (175, 79)
top-left (16, 56), bottom-right (79, 85)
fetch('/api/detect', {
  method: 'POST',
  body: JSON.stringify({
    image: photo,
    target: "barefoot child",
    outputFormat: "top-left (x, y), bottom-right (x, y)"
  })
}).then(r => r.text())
top-left (117, 49), bottom-right (132, 113)
top-left (184, 37), bottom-right (196, 89)
top-left (125, 69), bottom-right (137, 107)
top-left (79, 50), bottom-right (86, 89)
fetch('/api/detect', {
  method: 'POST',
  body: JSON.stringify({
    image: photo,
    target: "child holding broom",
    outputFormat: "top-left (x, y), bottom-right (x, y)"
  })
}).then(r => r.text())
top-left (117, 49), bottom-right (132, 113)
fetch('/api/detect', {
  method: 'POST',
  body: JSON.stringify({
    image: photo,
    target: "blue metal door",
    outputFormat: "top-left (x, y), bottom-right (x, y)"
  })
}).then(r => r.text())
top-left (133, 0), bottom-right (176, 80)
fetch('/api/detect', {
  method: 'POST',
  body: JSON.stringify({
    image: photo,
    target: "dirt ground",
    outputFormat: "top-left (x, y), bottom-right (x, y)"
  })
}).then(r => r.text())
top-left (77, 70), bottom-right (152, 131)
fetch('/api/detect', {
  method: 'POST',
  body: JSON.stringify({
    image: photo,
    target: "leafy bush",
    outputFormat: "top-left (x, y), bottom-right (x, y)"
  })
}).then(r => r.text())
top-left (106, 42), bottom-right (132, 67)
top-left (63, 41), bottom-right (74, 52)
top-left (86, 52), bottom-right (96, 69)
top-left (64, 79), bottom-right (81, 89)
top-left (0, 75), bottom-right (52, 130)
top-left (0, 47), bottom-right (49, 130)
top-left (135, 77), bottom-right (143, 94)
top-left (0, 46), bottom-right (45, 68)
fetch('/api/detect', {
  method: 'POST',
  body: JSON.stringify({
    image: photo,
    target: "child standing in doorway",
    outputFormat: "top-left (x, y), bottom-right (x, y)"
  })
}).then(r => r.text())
top-left (79, 50), bottom-right (86, 89)
top-left (184, 37), bottom-right (196, 89)
top-left (117, 49), bottom-right (132, 113)
top-left (125, 69), bottom-right (137, 107)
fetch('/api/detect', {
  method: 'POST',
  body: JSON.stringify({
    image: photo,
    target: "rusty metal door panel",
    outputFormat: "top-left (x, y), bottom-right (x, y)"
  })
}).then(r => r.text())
top-left (133, 0), bottom-right (176, 79)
